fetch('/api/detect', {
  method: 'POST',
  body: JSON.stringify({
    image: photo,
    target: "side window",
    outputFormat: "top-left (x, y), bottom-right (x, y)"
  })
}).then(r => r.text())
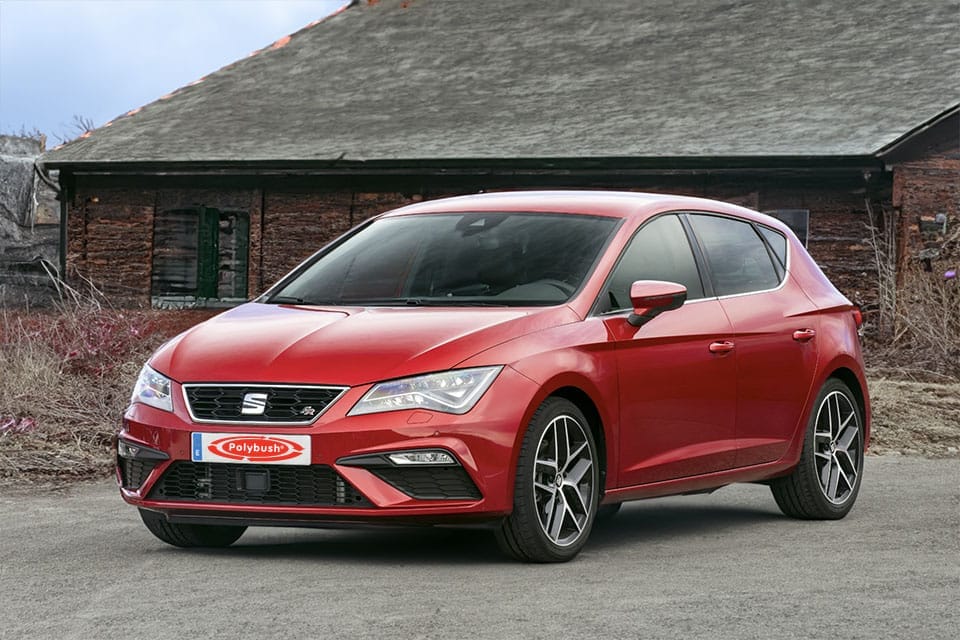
top-left (689, 215), bottom-right (780, 296)
top-left (758, 224), bottom-right (788, 270)
top-left (599, 214), bottom-right (705, 313)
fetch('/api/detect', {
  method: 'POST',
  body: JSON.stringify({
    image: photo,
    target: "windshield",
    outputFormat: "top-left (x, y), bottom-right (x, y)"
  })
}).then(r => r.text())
top-left (269, 212), bottom-right (619, 307)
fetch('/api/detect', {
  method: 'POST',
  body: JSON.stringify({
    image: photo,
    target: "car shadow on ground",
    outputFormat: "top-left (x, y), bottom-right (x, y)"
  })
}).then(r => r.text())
top-left (148, 499), bottom-right (785, 565)
top-left (587, 501), bottom-right (783, 551)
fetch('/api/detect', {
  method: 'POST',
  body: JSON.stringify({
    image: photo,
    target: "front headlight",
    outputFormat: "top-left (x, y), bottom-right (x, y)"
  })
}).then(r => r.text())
top-left (130, 365), bottom-right (174, 413)
top-left (348, 366), bottom-right (503, 416)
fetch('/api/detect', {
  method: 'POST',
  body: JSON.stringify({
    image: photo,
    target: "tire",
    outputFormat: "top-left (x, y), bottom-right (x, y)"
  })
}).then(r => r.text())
top-left (496, 398), bottom-right (600, 562)
top-left (139, 509), bottom-right (246, 548)
top-left (771, 378), bottom-right (864, 519)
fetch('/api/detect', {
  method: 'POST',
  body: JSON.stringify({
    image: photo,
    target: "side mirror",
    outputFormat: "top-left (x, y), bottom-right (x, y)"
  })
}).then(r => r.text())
top-left (627, 280), bottom-right (687, 327)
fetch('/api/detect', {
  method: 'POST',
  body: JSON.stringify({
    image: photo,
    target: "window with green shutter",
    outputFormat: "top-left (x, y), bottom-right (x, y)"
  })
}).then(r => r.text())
top-left (152, 207), bottom-right (249, 302)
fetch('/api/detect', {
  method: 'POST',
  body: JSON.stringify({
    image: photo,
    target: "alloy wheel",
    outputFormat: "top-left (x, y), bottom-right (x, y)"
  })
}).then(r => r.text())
top-left (813, 390), bottom-right (862, 504)
top-left (532, 414), bottom-right (595, 547)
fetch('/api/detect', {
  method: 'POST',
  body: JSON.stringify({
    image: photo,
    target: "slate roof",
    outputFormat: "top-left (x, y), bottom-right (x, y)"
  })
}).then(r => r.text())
top-left (43, 0), bottom-right (960, 166)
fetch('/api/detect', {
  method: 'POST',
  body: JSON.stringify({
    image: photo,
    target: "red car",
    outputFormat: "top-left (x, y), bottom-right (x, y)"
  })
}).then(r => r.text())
top-left (119, 191), bottom-right (869, 562)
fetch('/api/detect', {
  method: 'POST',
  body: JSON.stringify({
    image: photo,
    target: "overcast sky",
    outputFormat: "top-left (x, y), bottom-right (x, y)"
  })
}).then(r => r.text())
top-left (0, 0), bottom-right (347, 146)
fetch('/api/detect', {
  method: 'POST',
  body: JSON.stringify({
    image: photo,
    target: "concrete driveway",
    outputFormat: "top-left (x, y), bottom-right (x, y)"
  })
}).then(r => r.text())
top-left (0, 456), bottom-right (956, 639)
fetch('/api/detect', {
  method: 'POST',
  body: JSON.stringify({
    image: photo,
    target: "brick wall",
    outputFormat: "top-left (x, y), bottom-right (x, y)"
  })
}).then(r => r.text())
top-left (258, 191), bottom-right (421, 291)
top-left (68, 187), bottom-right (155, 304)
top-left (66, 176), bottom-right (888, 307)
top-left (260, 191), bottom-right (352, 287)
top-left (758, 181), bottom-right (879, 307)
top-left (892, 146), bottom-right (960, 272)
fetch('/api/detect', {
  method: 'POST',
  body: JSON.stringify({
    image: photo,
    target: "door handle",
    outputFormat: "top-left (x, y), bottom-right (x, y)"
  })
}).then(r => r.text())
top-left (709, 341), bottom-right (735, 354)
top-left (792, 329), bottom-right (817, 342)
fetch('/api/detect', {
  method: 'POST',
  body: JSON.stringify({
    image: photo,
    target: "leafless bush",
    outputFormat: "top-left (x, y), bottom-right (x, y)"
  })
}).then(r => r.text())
top-left (864, 202), bottom-right (960, 378)
top-left (864, 200), bottom-right (898, 338)
top-left (0, 273), bottom-right (218, 481)
top-left (0, 286), bottom-right (161, 480)
top-left (888, 269), bottom-right (960, 374)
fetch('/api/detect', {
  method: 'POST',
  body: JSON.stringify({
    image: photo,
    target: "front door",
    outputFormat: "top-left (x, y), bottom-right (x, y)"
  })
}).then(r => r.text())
top-left (608, 300), bottom-right (738, 486)
top-left (596, 214), bottom-right (738, 486)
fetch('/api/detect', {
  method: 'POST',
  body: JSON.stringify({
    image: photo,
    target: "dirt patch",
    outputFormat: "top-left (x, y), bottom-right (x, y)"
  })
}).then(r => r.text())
top-left (866, 377), bottom-right (960, 458)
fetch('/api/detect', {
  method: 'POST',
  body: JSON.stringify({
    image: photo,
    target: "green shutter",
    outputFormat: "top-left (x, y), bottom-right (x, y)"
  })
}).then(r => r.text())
top-left (233, 213), bottom-right (250, 298)
top-left (197, 207), bottom-right (219, 299)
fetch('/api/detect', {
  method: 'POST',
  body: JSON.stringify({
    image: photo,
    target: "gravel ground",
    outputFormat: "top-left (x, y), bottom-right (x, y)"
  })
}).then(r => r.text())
top-left (0, 456), bottom-right (956, 640)
top-left (867, 378), bottom-right (960, 458)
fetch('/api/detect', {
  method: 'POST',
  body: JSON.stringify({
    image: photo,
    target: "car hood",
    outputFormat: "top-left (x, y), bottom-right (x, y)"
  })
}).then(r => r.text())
top-left (150, 302), bottom-right (579, 386)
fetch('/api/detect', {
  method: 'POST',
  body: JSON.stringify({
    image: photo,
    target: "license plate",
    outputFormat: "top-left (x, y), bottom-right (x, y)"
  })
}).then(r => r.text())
top-left (191, 433), bottom-right (311, 465)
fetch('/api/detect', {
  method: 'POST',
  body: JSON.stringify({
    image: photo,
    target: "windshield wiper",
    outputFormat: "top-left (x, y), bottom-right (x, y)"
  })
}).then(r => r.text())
top-left (411, 298), bottom-right (507, 307)
top-left (265, 296), bottom-right (341, 305)
top-left (265, 296), bottom-right (308, 304)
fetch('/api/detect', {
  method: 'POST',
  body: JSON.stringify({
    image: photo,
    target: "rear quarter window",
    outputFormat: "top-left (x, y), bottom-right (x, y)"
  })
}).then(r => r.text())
top-left (689, 214), bottom-right (781, 296)
top-left (758, 225), bottom-right (788, 270)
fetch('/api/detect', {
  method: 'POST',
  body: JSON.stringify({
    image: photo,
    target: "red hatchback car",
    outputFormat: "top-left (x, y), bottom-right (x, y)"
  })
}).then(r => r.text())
top-left (119, 191), bottom-right (869, 562)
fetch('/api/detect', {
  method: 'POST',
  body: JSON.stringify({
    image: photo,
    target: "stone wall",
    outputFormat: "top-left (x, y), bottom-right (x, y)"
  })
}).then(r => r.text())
top-left (0, 135), bottom-right (60, 306)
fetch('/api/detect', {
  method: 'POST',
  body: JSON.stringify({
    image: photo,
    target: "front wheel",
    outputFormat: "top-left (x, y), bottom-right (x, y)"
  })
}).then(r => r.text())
top-left (139, 509), bottom-right (246, 548)
top-left (771, 378), bottom-right (864, 519)
top-left (496, 398), bottom-right (600, 562)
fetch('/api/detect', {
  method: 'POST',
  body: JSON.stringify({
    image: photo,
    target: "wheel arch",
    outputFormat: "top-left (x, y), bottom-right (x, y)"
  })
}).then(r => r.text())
top-left (776, 355), bottom-right (871, 474)
top-left (826, 365), bottom-right (871, 446)
top-left (549, 385), bottom-right (610, 497)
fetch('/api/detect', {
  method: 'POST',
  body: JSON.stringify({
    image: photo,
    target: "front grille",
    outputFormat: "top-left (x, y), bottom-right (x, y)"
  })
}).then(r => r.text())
top-left (371, 467), bottom-right (481, 500)
top-left (183, 385), bottom-right (346, 424)
top-left (119, 458), bottom-right (158, 490)
top-left (148, 462), bottom-right (369, 506)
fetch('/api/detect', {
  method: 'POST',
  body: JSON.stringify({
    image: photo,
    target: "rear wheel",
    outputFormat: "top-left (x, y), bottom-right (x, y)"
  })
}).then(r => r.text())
top-left (771, 378), bottom-right (864, 519)
top-left (496, 398), bottom-right (600, 562)
top-left (139, 509), bottom-right (246, 548)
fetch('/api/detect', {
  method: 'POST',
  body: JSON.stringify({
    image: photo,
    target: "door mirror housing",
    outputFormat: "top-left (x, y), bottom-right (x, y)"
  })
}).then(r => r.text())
top-left (628, 280), bottom-right (687, 327)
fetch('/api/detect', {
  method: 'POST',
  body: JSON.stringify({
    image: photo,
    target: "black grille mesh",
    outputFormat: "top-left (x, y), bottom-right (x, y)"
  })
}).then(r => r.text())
top-left (371, 467), bottom-right (481, 500)
top-left (148, 462), bottom-right (369, 506)
top-left (119, 458), bottom-right (158, 490)
top-left (184, 385), bottom-right (345, 423)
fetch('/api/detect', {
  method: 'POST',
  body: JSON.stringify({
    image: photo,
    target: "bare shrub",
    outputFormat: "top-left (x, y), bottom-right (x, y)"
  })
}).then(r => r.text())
top-left (895, 271), bottom-right (960, 364)
top-left (0, 278), bottom-right (216, 481)
top-left (863, 204), bottom-right (960, 379)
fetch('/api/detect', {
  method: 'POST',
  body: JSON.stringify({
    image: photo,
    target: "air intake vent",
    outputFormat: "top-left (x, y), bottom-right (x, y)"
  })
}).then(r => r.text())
top-left (148, 462), bottom-right (369, 507)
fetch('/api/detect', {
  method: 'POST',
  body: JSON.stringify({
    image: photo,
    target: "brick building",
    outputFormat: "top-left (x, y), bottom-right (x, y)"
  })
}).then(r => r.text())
top-left (40, 0), bottom-right (959, 308)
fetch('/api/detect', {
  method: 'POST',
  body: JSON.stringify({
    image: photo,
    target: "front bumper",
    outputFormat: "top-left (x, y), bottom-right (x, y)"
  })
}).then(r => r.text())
top-left (117, 366), bottom-right (538, 526)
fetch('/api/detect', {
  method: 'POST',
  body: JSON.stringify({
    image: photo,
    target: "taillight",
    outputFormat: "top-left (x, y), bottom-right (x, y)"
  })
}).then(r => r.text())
top-left (852, 307), bottom-right (863, 329)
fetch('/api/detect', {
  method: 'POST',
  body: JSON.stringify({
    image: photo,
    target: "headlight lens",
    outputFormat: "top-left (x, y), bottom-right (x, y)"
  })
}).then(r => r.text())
top-left (131, 365), bottom-right (174, 413)
top-left (348, 366), bottom-right (503, 416)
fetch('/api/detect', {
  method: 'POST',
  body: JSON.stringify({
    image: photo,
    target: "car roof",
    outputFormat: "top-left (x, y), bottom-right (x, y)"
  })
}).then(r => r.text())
top-left (380, 190), bottom-right (793, 234)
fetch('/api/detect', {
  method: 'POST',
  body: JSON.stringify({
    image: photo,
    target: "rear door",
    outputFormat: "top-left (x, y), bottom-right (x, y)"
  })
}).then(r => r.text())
top-left (599, 214), bottom-right (738, 486)
top-left (686, 214), bottom-right (820, 466)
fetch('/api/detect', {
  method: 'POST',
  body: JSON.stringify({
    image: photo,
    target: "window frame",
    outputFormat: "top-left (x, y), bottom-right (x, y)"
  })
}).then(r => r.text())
top-left (151, 206), bottom-right (250, 304)
top-left (683, 212), bottom-right (788, 299)
top-left (590, 212), bottom-right (711, 316)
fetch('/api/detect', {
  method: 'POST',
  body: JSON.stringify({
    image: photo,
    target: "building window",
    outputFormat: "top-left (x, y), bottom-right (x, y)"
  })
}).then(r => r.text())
top-left (152, 207), bottom-right (249, 301)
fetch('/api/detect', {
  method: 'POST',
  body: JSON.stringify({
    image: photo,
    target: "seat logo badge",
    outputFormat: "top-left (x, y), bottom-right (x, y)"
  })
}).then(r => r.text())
top-left (300, 406), bottom-right (316, 417)
top-left (241, 392), bottom-right (268, 415)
